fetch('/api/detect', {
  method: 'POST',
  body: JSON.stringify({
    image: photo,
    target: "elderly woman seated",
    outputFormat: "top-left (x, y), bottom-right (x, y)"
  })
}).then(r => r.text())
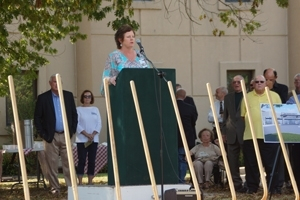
top-left (190, 128), bottom-right (221, 189)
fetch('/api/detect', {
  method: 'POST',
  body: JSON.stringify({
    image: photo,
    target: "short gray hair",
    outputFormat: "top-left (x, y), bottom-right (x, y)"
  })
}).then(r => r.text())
top-left (49, 74), bottom-right (56, 82)
top-left (294, 73), bottom-right (300, 80)
top-left (233, 75), bottom-right (244, 81)
top-left (254, 75), bottom-right (266, 81)
top-left (217, 86), bottom-right (228, 95)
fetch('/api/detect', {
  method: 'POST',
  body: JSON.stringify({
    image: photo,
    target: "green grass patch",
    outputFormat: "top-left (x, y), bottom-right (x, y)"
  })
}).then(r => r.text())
top-left (265, 133), bottom-right (300, 142)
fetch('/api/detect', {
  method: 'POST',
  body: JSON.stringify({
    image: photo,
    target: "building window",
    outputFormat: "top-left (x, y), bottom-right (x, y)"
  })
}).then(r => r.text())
top-left (6, 72), bottom-right (38, 126)
top-left (227, 70), bottom-right (254, 93)
top-left (132, 0), bottom-right (162, 10)
top-left (225, 0), bottom-right (251, 2)
top-left (218, 0), bottom-right (255, 11)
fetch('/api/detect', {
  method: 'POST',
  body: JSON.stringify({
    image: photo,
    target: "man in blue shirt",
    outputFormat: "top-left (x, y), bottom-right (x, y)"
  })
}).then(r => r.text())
top-left (34, 75), bottom-right (78, 195)
top-left (286, 88), bottom-right (300, 190)
top-left (286, 94), bottom-right (300, 104)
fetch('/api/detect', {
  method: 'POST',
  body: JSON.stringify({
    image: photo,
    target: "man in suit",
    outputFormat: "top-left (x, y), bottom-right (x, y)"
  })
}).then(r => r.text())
top-left (176, 83), bottom-right (198, 140)
top-left (222, 75), bottom-right (245, 192)
top-left (264, 68), bottom-right (288, 194)
top-left (176, 84), bottom-right (197, 108)
top-left (264, 68), bottom-right (288, 103)
top-left (34, 74), bottom-right (78, 194)
top-left (208, 86), bottom-right (228, 141)
top-left (176, 88), bottom-right (198, 183)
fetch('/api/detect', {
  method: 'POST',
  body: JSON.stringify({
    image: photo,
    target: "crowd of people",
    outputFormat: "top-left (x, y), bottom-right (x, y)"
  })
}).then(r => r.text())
top-left (2, 23), bottom-right (300, 198)
top-left (36, 23), bottom-right (300, 196)
top-left (177, 69), bottom-right (300, 196)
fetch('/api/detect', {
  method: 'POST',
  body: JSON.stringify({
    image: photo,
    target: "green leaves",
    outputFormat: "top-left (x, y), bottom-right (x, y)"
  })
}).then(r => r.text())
top-left (276, 0), bottom-right (288, 8)
top-left (208, 0), bottom-right (286, 36)
top-left (0, 0), bottom-right (138, 96)
top-left (0, 0), bottom-right (290, 96)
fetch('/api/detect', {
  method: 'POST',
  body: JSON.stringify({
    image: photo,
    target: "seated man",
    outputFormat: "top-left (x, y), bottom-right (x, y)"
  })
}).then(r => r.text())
top-left (190, 128), bottom-right (221, 189)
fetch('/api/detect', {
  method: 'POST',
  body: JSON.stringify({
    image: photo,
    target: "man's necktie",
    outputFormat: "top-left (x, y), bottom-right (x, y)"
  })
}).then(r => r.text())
top-left (219, 101), bottom-right (224, 115)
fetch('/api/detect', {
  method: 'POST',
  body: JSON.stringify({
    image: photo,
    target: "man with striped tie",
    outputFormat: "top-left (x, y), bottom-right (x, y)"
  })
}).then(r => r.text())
top-left (207, 86), bottom-right (228, 141)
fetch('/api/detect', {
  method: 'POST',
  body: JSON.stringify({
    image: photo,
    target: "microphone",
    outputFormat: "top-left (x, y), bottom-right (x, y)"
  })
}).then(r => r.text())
top-left (136, 39), bottom-right (144, 53)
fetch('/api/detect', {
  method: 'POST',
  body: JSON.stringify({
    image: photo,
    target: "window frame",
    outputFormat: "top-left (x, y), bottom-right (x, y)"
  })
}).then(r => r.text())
top-left (218, 0), bottom-right (259, 11)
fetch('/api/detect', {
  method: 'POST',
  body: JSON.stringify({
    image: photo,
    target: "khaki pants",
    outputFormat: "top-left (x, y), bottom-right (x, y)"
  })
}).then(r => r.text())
top-left (193, 160), bottom-right (214, 183)
top-left (44, 133), bottom-right (71, 190)
top-left (38, 150), bottom-right (49, 181)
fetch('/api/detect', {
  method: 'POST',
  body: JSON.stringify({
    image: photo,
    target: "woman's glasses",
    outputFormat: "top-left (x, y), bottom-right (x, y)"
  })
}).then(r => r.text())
top-left (84, 95), bottom-right (92, 99)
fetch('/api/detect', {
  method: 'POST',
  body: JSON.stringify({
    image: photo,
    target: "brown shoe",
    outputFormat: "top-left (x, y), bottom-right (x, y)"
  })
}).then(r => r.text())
top-left (203, 181), bottom-right (210, 189)
top-left (199, 183), bottom-right (203, 189)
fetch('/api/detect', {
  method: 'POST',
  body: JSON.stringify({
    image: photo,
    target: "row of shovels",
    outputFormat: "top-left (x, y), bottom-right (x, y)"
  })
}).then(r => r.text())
top-left (9, 74), bottom-right (300, 200)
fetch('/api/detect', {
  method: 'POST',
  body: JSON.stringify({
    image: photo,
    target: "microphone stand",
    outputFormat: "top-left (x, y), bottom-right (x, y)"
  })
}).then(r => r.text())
top-left (140, 49), bottom-right (167, 200)
top-left (140, 50), bottom-right (167, 82)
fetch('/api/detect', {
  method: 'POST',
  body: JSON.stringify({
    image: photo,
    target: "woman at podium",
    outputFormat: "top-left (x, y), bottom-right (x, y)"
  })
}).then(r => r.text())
top-left (101, 24), bottom-right (149, 95)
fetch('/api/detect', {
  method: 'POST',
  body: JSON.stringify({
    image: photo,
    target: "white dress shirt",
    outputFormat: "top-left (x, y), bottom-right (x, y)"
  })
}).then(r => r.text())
top-left (207, 100), bottom-right (224, 125)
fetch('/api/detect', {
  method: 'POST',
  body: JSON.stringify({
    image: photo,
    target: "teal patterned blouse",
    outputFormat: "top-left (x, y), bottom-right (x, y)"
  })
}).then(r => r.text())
top-left (100, 50), bottom-right (150, 95)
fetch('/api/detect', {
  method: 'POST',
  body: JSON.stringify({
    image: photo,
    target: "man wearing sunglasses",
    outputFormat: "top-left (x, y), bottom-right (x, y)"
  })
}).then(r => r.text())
top-left (241, 75), bottom-right (281, 194)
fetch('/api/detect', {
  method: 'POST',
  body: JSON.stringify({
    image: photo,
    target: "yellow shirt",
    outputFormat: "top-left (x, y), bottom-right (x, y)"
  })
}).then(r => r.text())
top-left (240, 90), bottom-right (281, 140)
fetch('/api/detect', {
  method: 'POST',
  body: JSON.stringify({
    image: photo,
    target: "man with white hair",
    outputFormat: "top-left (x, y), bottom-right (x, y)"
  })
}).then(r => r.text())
top-left (207, 86), bottom-right (228, 140)
top-left (34, 75), bottom-right (78, 195)
top-left (288, 73), bottom-right (300, 98)
top-left (222, 75), bottom-right (245, 192)
top-left (241, 75), bottom-right (281, 194)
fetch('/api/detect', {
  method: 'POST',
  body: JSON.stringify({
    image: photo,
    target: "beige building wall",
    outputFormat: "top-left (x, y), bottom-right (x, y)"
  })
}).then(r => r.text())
top-left (288, 1), bottom-right (300, 88)
top-left (84, 0), bottom-right (289, 143)
top-left (1, 1), bottom-right (297, 146)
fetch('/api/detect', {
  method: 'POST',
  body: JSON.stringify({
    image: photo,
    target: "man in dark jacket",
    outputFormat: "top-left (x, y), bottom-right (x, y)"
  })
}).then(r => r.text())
top-left (34, 74), bottom-right (78, 194)
top-left (176, 88), bottom-right (198, 183)
top-left (222, 75), bottom-right (245, 192)
top-left (264, 68), bottom-right (288, 194)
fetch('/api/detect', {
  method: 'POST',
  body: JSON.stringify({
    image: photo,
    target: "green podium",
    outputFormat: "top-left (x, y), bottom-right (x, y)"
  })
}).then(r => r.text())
top-left (107, 68), bottom-right (178, 185)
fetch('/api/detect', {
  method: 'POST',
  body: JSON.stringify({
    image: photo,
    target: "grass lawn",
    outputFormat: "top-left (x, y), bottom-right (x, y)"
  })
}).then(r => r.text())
top-left (0, 173), bottom-right (297, 200)
top-left (0, 173), bottom-right (107, 200)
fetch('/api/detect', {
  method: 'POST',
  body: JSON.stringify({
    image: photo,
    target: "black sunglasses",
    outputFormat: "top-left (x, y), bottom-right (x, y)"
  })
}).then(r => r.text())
top-left (84, 95), bottom-right (92, 99)
top-left (255, 81), bottom-right (265, 84)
